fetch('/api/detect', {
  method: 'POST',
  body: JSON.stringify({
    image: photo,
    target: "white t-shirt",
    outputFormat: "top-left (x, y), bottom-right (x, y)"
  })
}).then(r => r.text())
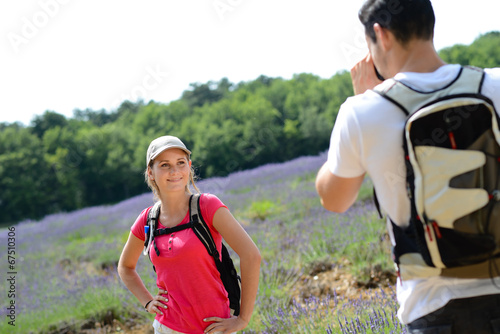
top-left (327, 64), bottom-right (500, 324)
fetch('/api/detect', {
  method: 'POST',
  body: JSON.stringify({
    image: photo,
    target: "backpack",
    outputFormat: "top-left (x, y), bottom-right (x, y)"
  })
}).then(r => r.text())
top-left (373, 66), bottom-right (500, 281)
top-left (143, 193), bottom-right (241, 315)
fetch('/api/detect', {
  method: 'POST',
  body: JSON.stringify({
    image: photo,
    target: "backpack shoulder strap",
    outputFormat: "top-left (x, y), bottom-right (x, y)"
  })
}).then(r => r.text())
top-left (143, 201), bottom-right (161, 256)
top-left (373, 66), bottom-right (485, 116)
top-left (190, 193), bottom-right (220, 260)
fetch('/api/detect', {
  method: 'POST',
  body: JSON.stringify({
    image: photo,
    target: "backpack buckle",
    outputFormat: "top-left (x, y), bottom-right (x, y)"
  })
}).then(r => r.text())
top-left (492, 190), bottom-right (500, 201)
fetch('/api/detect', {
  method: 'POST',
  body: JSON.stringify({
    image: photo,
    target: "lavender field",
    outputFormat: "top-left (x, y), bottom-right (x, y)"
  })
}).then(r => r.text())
top-left (1, 152), bottom-right (405, 334)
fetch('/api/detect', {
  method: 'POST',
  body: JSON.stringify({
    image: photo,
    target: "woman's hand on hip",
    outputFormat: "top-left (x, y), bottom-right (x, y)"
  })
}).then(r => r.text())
top-left (145, 289), bottom-right (169, 315)
top-left (203, 315), bottom-right (246, 334)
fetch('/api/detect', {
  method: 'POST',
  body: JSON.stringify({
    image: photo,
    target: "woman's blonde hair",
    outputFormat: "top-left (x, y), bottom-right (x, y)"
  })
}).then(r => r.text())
top-left (144, 153), bottom-right (200, 200)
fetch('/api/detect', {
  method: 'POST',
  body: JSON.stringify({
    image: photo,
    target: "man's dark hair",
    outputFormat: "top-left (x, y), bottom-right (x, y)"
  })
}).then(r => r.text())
top-left (359, 0), bottom-right (435, 45)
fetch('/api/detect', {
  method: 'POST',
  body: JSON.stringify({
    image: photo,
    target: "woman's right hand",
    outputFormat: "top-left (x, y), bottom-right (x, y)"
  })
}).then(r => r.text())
top-left (146, 289), bottom-right (169, 315)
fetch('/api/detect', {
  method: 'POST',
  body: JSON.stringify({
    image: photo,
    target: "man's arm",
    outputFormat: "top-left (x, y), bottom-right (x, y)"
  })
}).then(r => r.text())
top-left (317, 53), bottom-right (373, 213)
top-left (315, 162), bottom-right (365, 213)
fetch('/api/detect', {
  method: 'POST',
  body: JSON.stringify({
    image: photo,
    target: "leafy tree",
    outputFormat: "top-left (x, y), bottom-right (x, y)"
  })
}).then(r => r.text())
top-left (114, 100), bottom-right (146, 125)
top-left (181, 78), bottom-right (233, 108)
top-left (439, 31), bottom-right (500, 68)
top-left (43, 126), bottom-right (84, 211)
top-left (280, 73), bottom-right (351, 158)
top-left (467, 31), bottom-right (500, 68)
top-left (0, 122), bottom-right (24, 131)
top-left (189, 89), bottom-right (281, 177)
top-left (74, 125), bottom-right (144, 206)
top-left (237, 75), bottom-right (275, 93)
top-left (73, 108), bottom-right (118, 127)
top-left (101, 124), bottom-right (146, 201)
top-left (30, 110), bottom-right (68, 138)
top-left (0, 127), bottom-right (54, 222)
top-left (439, 44), bottom-right (471, 66)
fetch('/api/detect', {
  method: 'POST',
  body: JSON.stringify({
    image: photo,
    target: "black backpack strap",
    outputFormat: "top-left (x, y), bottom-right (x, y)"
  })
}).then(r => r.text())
top-left (189, 193), bottom-right (242, 315)
top-left (189, 194), bottom-right (220, 259)
top-left (373, 187), bottom-right (384, 219)
top-left (148, 200), bottom-right (199, 257)
top-left (145, 195), bottom-right (219, 258)
top-left (154, 222), bottom-right (194, 236)
top-left (152, 222), bottom-right (195, 256)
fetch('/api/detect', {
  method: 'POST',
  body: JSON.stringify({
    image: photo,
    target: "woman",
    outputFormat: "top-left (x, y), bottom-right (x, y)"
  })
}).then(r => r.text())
top-left (118, 135), bottom-right (261, 334)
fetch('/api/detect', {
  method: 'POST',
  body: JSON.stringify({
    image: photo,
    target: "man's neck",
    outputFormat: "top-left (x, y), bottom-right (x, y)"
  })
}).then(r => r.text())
top-left (392, 39), bottom-right (446, 75)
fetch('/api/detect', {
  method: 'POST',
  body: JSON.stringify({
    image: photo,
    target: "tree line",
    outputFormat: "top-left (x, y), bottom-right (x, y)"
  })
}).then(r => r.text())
top-left (1, 31), bottom-right (498, 224)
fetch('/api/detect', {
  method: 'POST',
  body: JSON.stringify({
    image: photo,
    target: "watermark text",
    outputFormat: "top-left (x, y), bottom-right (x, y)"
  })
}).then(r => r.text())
top-left (6, 226), bottom-right (17, 327)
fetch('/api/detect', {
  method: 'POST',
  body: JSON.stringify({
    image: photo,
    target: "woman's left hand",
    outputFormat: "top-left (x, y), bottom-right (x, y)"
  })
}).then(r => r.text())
top-left (203, 315), bottom-right (247, 334)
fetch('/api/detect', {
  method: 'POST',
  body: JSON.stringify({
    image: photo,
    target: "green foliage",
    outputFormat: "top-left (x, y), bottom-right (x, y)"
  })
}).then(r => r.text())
top-left (181, 78), bottom-right (232, 108)
top-left (73, 108), bottom-right (119, 127)
top-left (247, 200), bottom-right (280, 221)
top-left (439, 31), bottom-right (500, 67)
top-left (0, 126), bottom-right (56, 222)
top-left (30, 110), bottom-right (68, 138)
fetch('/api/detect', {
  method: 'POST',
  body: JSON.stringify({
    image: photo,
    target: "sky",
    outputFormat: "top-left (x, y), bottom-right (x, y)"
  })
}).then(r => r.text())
top-left (1, 0), bottom-right (499, 125)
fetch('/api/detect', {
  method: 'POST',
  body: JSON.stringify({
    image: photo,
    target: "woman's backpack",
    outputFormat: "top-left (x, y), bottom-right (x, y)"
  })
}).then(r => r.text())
top-left (143, 194), bottom-right (241, 315)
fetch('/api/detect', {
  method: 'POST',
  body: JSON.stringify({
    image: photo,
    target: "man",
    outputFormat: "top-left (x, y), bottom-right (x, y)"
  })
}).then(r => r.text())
top-left (316, 0), bottom-right (500, 332)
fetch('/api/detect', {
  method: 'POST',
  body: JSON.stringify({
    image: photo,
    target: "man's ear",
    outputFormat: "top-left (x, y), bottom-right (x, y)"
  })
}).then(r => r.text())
top-left (373, 23), bottom-right (394, 51)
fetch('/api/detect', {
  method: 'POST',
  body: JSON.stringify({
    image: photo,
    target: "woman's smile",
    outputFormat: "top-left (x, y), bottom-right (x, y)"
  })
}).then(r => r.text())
top-left (167, 177), bottom-right (183, 183)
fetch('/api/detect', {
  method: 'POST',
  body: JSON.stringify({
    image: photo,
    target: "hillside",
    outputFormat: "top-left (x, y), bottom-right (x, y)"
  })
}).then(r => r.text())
top-left (0, 152), bottom-right (399, 333)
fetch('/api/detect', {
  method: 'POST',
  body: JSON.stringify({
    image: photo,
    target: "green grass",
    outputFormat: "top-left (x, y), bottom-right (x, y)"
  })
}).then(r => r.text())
top-left (1, 276), bottom-right (145, 334)
top-left (247, 199), bottom-right (281, 221)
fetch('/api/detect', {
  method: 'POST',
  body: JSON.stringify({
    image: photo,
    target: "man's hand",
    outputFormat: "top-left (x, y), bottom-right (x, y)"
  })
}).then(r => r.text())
top-left (350, 53), bottom-right (383, 95)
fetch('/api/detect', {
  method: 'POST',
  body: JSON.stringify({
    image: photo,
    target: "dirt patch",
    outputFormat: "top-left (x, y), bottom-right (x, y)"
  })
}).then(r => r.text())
top-left (79, 318), bottom-right (153, 334)
top-left (291, 259), bottom-right (397, 303)
top-left (45, 312), bottom-right (153, 334)
top-left (58, 258), bottom-right (115, 278)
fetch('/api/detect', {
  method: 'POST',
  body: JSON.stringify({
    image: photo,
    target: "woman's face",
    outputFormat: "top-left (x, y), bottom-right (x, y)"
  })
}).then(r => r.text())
top-left (149, 148), bottom-right (191, 194)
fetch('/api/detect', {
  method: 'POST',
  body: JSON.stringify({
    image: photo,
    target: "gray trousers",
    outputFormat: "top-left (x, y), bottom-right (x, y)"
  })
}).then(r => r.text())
top-left (407, 294), bottom-right (500, 334)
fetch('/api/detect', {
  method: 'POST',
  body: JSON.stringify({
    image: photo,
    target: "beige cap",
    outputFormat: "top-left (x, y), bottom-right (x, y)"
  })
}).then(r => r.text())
top-left (146, 135), bottom-right (191, 166)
